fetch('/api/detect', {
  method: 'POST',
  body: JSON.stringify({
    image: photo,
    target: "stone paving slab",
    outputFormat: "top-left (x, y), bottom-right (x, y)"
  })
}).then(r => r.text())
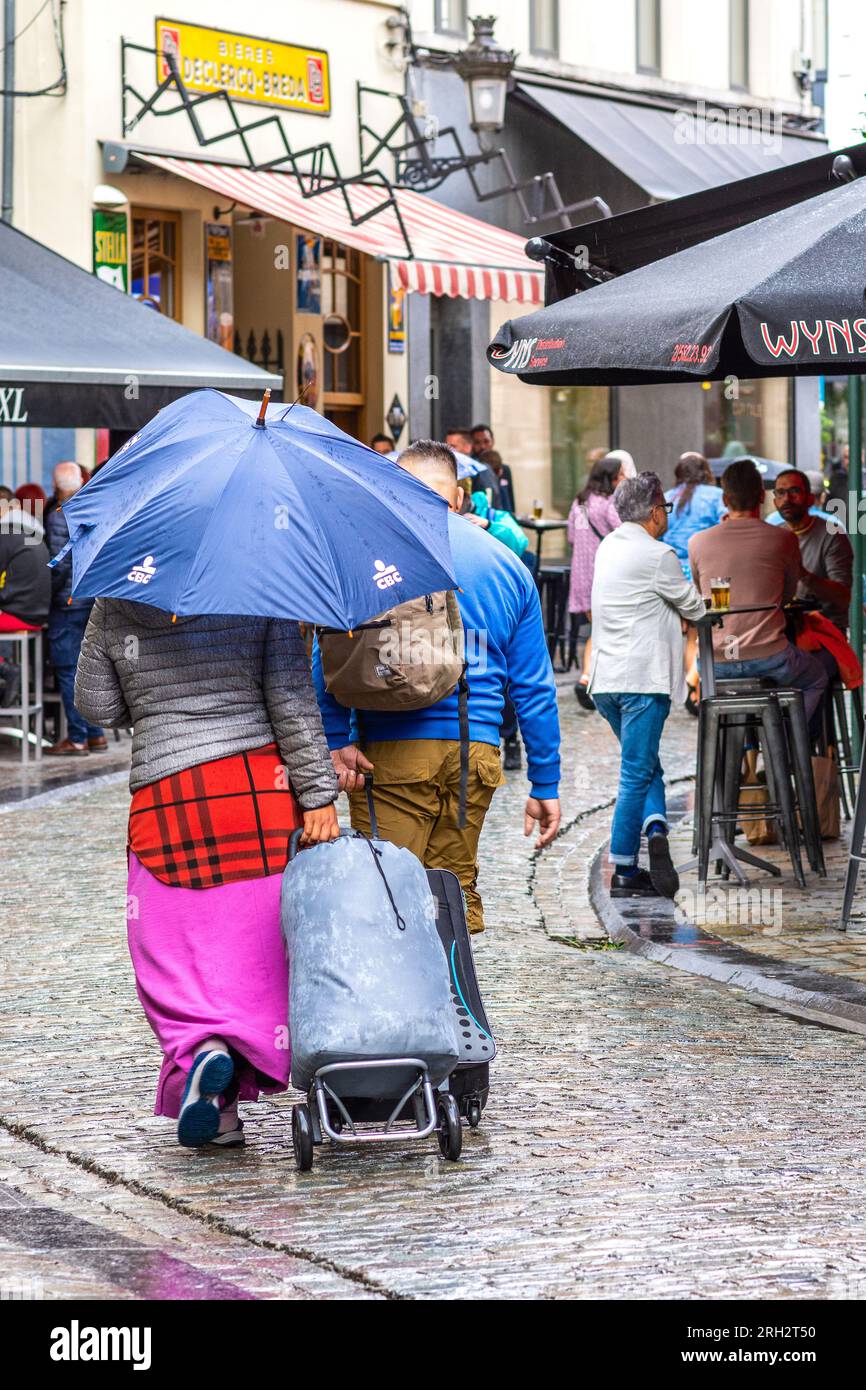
top-left (4, 689), bottom-right (866, 1298)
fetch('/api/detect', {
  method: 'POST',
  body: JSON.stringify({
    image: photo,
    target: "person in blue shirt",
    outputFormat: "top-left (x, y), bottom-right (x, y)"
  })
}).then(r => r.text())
top-left (312, 439), bottom-right (561, 933)
top-left (664, 453), bottom-right (727, 714)
top-left (664, 453), bottom-right (727, 579)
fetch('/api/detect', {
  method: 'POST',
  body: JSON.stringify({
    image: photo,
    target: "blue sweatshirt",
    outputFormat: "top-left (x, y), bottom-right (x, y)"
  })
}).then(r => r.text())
top-left (312, 511), bottom-right (561, 800)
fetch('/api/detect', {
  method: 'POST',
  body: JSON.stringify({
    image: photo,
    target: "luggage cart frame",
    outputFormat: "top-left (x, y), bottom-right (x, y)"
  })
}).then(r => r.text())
top-left (291, 1058), bottom-right (462, 1170)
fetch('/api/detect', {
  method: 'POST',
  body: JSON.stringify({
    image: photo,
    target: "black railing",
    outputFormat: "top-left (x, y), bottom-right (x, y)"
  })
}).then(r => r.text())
top-left (234, 327), bottom-right (285, 375)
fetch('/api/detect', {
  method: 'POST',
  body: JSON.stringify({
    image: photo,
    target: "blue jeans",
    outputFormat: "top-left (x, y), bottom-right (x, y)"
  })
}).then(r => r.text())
top-left (593, 692), bottom-right (671, 866)
top-left (48, 605), bottom-right (103, 745)
top-left (717, 642), bottom-right (828, 729)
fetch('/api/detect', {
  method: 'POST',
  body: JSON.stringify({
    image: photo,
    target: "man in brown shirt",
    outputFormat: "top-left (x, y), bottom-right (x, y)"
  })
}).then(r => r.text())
top-left (688, 458), bottom-right (828, 724)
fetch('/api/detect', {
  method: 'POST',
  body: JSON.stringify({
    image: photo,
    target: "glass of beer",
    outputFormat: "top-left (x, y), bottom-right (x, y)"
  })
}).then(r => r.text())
top-left (532, 498), bottom-right (544, 519)
top-left (710, 577), bottom-right (731, 611)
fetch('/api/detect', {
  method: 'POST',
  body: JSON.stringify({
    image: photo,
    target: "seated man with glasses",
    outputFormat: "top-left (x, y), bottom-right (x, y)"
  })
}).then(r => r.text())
top-left (688, 458), bottom-right (829, 727)
top-left (768, 468), bottom-right (853, 641)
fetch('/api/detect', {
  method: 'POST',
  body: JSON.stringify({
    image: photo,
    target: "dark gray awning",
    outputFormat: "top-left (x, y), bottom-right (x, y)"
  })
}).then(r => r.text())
top-left (0, 220), bottom-right (281, 428)
top-left (516, 84), bottom-right (826, 201)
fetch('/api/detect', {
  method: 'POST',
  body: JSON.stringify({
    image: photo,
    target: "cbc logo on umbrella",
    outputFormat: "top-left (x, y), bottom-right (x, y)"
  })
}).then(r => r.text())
top-left (373, 560), bottom-right (403, 592)
top-left (127, 555), bottom-right (157, 585)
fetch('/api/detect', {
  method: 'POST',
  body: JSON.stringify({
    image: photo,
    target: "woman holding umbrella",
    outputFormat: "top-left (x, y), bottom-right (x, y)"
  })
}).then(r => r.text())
top-left (76, 603), bottom-right (340, 1148)
top-left (60, 389), bottom-right (457, 1150)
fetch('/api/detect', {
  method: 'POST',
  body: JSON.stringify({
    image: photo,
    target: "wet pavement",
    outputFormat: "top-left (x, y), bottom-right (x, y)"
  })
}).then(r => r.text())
top-left (4, 685), bottom-right (866, 1299)
top-left (0, 731), bottom-right (131, 807)
top-left (593, 779), bottom-right (866, 1033)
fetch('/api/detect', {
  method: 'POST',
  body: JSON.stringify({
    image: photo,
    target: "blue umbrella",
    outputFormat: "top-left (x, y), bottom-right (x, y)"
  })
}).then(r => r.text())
top-left (53, 391), bottom-right (456, 629)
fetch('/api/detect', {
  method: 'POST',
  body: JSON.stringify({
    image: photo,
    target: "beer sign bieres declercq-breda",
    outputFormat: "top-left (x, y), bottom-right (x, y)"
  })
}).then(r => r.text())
top-left (155, 18), bottom-right (330, 116)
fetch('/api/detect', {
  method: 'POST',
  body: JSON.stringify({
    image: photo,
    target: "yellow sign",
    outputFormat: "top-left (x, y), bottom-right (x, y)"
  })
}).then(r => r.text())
top-left (155, 18), bottom-right (330, 115)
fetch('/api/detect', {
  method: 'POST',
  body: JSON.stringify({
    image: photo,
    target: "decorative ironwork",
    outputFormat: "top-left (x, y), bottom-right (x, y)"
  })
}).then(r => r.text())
top-left (121, 32), bottom-right (609, 247)
top-left (234, 327), bottom-right (285, 375)
top-left (121, 40), bottom-right (414, 257)
top-left (357, 83), bottom-right (609, 227)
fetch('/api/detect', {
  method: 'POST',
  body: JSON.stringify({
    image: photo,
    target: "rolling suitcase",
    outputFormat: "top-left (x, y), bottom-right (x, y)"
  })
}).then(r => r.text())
top-left (427, 867), bottom-right (496, 1129)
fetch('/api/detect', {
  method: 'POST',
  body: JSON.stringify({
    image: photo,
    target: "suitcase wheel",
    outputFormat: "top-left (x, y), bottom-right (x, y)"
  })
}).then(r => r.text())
top-left (437, 1093), bottom-right (463, 1161)
top-left (292, 1102), bottom-right (315, 1172)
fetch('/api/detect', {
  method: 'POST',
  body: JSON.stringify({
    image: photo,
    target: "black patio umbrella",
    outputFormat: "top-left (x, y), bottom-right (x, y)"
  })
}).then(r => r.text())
top-left (487, 172), bottom-right (866, 386)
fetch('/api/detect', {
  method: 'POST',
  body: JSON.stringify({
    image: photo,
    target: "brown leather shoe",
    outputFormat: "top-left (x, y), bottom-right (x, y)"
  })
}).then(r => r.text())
top-left (87, 736), bottom-right (109, 752)
top-left (45, 739), bottom-right (89, 756)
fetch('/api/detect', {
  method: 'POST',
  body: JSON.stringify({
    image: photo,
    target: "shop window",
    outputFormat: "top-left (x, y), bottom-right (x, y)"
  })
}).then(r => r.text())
top-left (435, 0), bottom-right (467, 37)
top-left (530, 0), bottom-right (559, 58)
top-left (131, 209), bottom-right (181, 320)
top-left (550, 387), bottom-right (611, 515)
top-left (636, 0), bottom-right (661, 75)
top-left (321, 239), bottom-right (364, 411)
top-left (730, 0), bottom-right (749, 91)
top-left (701, 377), bottom-right (789, 464)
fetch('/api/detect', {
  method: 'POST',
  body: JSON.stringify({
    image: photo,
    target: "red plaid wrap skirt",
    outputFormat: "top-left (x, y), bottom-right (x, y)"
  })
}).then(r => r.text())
top-left (128, 743), bottom-right (302, 889)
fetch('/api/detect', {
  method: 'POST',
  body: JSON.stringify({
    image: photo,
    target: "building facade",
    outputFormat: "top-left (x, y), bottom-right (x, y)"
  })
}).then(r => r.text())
top-left (404, 0), bottom-right (830, 519)
top-left (0, 1), bottom-right (426, 486)
top-left (0, 0), bottom-right (837, 520)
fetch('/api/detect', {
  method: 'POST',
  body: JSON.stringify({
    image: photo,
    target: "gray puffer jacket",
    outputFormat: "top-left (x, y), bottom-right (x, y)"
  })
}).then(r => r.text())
top-left (75, 598), bottom-right (338, 807)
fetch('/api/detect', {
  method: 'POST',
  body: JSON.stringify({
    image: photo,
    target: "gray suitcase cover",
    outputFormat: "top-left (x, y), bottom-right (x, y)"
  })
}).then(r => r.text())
top-left (281, 834), bottom-right (461, 1095)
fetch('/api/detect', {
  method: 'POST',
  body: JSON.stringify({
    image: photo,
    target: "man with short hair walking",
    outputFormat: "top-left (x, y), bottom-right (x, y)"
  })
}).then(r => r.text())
top-left (590, 472), bottom-right (705, 898)
top-left (313, 440), bottom-right (561, 933)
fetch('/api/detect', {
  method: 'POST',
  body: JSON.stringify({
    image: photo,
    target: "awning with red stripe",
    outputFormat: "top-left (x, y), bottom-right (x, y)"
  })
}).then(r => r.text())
top-left (138, 153), bottom-right (544, 306)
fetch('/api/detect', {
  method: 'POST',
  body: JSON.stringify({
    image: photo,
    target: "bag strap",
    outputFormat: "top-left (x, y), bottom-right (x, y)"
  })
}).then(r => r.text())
top-left (581, 502), bottom-right (605, 543)
top-left (457, 668), bottom-right (469, 830)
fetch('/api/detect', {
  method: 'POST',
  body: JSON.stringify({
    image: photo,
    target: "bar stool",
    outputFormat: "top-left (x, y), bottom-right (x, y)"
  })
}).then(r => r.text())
top-left (694, 690), bottom-right (804, 887)
top-left (841, 727), bottom-right (866, 925)
top-left (716, 681), bottom-right (825, 878)
top-left (0, 625), bottom-right (44, 764)
top-left (537, 565), bottom-right (570, 670)
top-left (822, 678), bottom-right (862, 817)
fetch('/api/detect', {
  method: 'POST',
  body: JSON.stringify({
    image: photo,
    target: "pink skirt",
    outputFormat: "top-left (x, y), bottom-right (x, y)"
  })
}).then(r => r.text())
top-left (126, 852), bottom-right (290, 1117)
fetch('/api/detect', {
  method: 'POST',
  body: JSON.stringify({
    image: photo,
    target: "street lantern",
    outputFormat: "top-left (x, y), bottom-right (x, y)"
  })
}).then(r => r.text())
top-left (453, 16), bottom-right (517, 135)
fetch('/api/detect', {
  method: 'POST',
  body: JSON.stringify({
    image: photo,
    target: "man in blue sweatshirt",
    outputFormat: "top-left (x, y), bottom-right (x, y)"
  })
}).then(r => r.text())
top-left (312, 440), bottom-right (561, 933)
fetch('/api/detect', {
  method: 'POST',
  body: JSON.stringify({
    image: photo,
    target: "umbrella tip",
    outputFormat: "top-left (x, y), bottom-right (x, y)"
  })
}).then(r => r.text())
top-left (254, 388), bottom-right (272, 429)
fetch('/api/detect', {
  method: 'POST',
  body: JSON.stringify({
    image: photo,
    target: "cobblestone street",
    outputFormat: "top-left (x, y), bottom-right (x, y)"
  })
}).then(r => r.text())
top-left (3, 687), bottom-right (866, 1301)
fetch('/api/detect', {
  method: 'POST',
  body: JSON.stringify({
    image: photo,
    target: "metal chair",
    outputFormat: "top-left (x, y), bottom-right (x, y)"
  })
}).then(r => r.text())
top-left (0, 627), bottom-right (44, 764)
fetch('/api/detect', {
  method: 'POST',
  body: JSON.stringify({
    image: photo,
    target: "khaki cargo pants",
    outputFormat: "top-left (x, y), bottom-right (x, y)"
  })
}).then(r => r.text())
top-left (349, 739), bottom-right (504, 933)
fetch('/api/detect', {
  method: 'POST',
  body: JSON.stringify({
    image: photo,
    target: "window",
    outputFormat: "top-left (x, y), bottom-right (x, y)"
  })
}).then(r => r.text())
top-left (812, 0), bottom-right (828, 77)
top-left (730, 0), bottom-right (749, 90)
top-left (550, 387), bottom-right (610, 515)
top-left (636, 0), bottom-right (661, 75)
top-left (434, 0), bottom-right (467, 36)
top-left (131, 209), bottom-right (181, 319)
top-left (701, 377), bottom-right (789, 463)
top-left (321, 239), bottom-right (364, 403)
top-left (530, 0), bottom-right (559, 58)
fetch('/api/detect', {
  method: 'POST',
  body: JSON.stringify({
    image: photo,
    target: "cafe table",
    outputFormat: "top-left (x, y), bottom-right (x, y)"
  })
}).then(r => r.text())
top-left (516, 516), bottom-right (568, 571)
